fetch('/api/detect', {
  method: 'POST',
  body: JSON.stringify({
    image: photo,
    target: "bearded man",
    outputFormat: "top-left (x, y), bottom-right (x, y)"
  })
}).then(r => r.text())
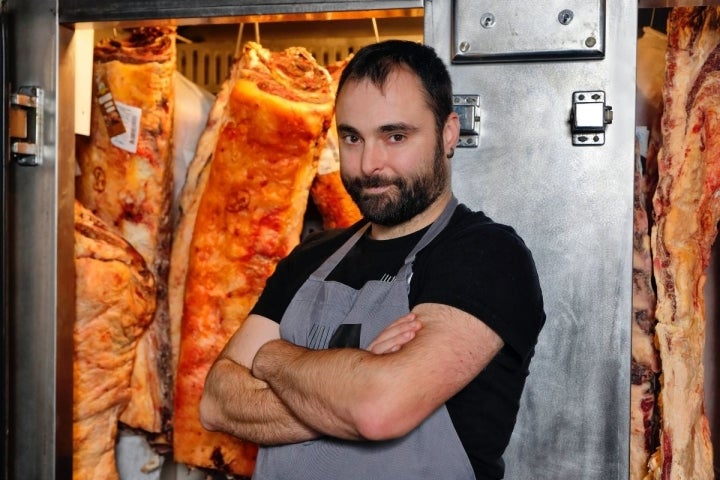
top-left (200, 39), bottom-right (546, 480)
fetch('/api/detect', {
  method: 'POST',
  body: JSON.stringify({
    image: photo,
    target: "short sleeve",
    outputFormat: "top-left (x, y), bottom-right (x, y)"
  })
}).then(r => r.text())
top-left (250, 255), bottom-right (297, 323)
top-left (410, 222), bottom-right (545, 360)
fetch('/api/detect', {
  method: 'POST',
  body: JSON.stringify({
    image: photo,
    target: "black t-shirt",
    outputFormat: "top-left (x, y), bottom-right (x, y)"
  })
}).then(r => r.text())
top-left (251, 203), bottom-right (546, 480)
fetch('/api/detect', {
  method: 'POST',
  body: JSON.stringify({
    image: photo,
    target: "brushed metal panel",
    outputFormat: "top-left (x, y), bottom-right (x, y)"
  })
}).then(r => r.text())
top-left (5, 0), bottom-right (74, 479)
top-left (426, 0), bottom-right (634, 478)
top-left (452, 0), bottom-right (605, 62)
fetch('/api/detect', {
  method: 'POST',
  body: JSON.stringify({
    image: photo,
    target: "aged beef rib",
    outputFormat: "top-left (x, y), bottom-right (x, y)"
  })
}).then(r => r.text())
top-left (76, 26), bottom-right (176, 435)
top-left (648, 7), bottom-right (720, 479)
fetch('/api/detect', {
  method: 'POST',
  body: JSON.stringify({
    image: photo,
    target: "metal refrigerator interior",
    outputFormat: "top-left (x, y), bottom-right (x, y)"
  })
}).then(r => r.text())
top-left (18, 0), bottom-right (714, 479)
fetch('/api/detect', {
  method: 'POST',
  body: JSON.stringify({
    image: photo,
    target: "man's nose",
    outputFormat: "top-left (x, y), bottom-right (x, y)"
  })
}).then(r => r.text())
top-left (360, 142), bottom-right (385, 176)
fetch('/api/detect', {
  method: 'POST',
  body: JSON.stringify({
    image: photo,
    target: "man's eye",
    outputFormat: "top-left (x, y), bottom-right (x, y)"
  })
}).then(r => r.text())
top-left (343, 134), bottom-right (360, 144)
top-left (389, 134), bottom-right (405, 143)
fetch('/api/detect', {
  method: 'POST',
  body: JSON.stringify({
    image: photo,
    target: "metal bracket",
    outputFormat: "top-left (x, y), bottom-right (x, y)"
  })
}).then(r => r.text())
top-left (10, 86), bottom-right (44, 166)
top-left (570, 90), bottom-right (612, 146)
top-left (453, 94), bottom-right (480, 148)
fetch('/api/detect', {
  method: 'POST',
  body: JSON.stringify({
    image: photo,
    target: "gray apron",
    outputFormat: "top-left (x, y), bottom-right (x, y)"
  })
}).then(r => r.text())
top-left (253, 196), bottom-right (476, 480)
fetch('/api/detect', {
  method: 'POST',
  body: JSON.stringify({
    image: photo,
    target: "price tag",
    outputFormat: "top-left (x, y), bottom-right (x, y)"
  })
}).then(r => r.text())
top-left (95, 73), bottom-right (126, 138)
top-left (110, 101), bottom-right (142, 153)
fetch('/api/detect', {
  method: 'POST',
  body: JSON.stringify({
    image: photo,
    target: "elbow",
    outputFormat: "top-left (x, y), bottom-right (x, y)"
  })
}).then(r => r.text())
top-left (353, 394), bottom-right (419, 441)
top-left (198, 391), bottom-right (220, 432)
top-left (198, 357), bottom-right (235, 432)
top-left (199, 367), bottom-right (230, 433)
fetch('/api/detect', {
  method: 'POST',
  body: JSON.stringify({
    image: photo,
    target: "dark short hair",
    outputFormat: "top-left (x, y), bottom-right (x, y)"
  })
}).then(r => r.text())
top-left (336, 40), bottom-right (454, 136)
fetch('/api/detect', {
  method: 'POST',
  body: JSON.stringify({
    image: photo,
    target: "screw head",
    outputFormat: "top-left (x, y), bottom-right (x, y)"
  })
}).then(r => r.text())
top-left (480, 13), bottom-right (496, 29)
top-left (558, 9), bottom-right (574, 25)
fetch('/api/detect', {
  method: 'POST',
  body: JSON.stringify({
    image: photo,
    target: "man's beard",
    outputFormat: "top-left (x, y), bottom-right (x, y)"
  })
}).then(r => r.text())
top-left (341, 140), bottom-right (449, 226)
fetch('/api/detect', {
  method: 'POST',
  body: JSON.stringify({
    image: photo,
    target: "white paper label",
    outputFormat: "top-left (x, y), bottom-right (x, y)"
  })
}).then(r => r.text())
top-left (110, 101), bottom-right (142, 153)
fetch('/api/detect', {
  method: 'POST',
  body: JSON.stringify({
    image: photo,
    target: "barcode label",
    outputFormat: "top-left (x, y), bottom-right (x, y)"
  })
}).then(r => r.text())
top-left (110, 101), bottom-right (142, 153)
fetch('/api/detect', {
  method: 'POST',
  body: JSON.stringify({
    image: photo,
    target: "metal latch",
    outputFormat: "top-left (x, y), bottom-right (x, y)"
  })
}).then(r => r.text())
top-left (570, 90), bottom-right (612, 146)
top-left (9, 86), bottom-right (44, 166)
top-left (453, 95), bottom-right (480, 148)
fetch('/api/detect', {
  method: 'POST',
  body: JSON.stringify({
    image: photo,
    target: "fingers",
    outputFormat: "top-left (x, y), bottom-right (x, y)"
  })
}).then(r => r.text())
top-left (367, 313), bottom-right (422, 354)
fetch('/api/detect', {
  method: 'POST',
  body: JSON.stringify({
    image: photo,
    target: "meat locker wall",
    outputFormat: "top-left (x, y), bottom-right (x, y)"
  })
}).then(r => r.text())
top-left (9, 0), bottom-right (719, 479)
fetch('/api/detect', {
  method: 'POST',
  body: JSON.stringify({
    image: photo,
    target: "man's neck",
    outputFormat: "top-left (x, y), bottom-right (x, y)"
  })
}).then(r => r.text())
top-left (368, 191), bottom-right (453, 240)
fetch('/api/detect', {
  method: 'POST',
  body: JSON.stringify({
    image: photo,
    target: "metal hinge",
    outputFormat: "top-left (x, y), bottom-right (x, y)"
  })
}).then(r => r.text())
top-left (453, 94), bottom-right (480, 148)
top-left (9, 86), bottom-right (44, 166)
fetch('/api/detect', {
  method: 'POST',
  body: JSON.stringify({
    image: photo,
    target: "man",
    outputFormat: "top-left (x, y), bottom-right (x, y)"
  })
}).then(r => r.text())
top-left (200, 40), bottom-right (545, 480)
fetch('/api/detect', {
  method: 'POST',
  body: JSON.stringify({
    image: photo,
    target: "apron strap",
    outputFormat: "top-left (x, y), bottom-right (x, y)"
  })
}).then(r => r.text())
top-left (404, 195), bottom-right (458, 266)
top-left (311, 222), bottom-right (371, 280)
top-left (398, 195), bottom-right (458, 288)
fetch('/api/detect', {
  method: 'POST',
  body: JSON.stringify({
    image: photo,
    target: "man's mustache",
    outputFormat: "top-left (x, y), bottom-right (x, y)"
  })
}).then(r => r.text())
top-left (348, 175), bottom-right (403, 189)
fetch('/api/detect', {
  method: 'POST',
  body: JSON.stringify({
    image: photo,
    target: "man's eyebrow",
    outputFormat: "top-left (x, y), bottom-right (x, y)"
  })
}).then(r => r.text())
top-left (379, 123), bottom-right (418, 133)
top-left (336, 122), bottom-right (419, 136)
top-left (337, 124), bottom-right (360, 135)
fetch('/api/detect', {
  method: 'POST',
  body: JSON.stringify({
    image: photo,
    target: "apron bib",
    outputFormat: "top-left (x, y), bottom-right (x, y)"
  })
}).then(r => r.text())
top-left (254, 197), bottom-right (476, 480)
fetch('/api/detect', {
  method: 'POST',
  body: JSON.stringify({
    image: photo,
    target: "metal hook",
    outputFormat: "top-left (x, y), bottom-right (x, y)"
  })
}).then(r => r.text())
top-left (234, 23), bottom-right (245, 59)
top-left (650, 8), bottom-right (656, 30)
top-left (371, 17), bottom-right (380, 43)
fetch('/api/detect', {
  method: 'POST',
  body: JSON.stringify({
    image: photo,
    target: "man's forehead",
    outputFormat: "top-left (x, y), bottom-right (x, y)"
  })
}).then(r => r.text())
top-left (334, 68), bottom-right (431, 132)
top-left (340, 66), bottom-right (416, 96)
top-left (336, 73), bottom-right (425, 115)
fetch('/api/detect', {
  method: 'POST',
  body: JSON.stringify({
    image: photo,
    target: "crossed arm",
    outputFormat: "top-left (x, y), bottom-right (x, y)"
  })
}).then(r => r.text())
top-left (199, 302), bottom-right (503, 445)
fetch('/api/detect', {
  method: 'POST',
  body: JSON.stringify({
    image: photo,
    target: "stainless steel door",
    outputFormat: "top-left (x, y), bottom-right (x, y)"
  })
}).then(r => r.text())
top-left (426, 1), bottom-right (635, 478)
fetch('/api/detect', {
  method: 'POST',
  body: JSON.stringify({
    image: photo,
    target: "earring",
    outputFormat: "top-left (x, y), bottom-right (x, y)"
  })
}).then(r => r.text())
top-left (446, 148), bottom-right (455, 159)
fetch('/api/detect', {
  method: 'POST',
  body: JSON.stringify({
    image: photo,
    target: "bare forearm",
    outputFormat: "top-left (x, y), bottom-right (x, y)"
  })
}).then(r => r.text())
top-left (200, 357), bottom-right (319, 445)
top-left (252, 340), bottom-right (382, 440)
top-left (251, 306), bottom-right (503, 443)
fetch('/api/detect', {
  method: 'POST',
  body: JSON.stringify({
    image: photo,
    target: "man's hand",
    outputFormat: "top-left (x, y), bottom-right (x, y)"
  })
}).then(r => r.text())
top-left (367, 313), bottom-right (422, 354)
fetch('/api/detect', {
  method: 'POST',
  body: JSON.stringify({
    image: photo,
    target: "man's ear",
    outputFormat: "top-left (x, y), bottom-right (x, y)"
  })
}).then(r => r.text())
top-left (443, 112), bottom-right (461, 156)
